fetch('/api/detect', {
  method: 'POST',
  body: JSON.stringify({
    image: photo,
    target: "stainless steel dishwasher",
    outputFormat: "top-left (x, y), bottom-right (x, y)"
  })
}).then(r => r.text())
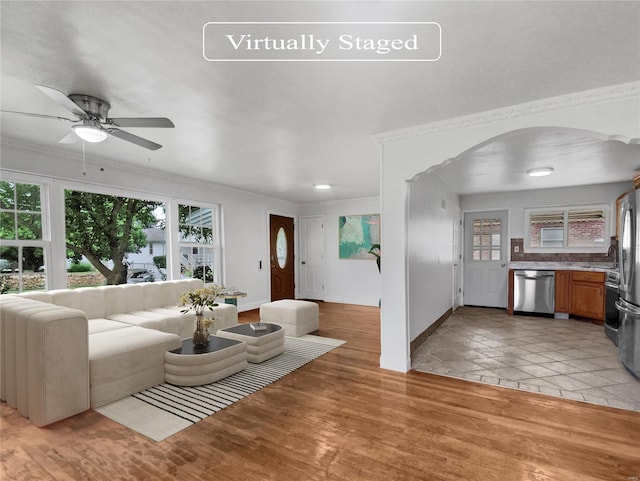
top-left (513, 270), bottom-right (555, 314)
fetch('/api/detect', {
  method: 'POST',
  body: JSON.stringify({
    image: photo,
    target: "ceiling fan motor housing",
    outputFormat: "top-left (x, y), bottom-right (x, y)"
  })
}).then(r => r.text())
top-left (68, 94), bottom-right (110, 120)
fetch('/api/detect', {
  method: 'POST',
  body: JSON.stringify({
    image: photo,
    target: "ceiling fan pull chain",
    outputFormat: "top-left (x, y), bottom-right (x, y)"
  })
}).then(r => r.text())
top-left (82, 140), bottom-right (87, 176)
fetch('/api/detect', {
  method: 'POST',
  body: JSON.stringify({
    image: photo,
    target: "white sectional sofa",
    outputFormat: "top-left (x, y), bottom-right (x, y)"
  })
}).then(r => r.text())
top-left (0, 279), bottom-right (238, 427)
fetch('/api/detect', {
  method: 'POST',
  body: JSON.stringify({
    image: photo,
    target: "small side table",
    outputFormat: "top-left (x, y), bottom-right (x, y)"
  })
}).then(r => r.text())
top-left (221, 291), bottom-right (247, 306)
top-left (216, 323), bottom-right (284, 363)
top-left (164, 336), bottom-right (247, 386)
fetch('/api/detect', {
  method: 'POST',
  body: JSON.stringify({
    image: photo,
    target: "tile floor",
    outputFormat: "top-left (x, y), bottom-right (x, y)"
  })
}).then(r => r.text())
top-left (412, 306), bottom-right (640, 412)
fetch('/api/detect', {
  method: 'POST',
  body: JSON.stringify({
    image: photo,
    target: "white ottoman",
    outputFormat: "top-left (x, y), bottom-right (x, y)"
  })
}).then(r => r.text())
top-left (259, 300), bottom-right (319, 337)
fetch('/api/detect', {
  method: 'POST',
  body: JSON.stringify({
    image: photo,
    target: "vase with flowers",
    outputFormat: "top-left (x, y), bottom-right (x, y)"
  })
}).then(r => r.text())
top-left (178, 284), bottom-right (225, 347)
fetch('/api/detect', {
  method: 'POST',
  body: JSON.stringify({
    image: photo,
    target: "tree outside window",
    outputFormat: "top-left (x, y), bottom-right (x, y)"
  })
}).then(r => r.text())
top-left (65, 189), bottom-right (164, 286)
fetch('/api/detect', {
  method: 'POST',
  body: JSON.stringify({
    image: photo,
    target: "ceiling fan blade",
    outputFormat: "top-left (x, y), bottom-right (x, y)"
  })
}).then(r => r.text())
top-left (58, 131), bottom-right (79, 144)
top-left (108, 128), bottom-right (162, 151)
top-left (35, 85), bottom-right (87, 118)
top-left (0, 110), bottom-right (75, 122)
top-left (107, 117), bottom-right (175, 128)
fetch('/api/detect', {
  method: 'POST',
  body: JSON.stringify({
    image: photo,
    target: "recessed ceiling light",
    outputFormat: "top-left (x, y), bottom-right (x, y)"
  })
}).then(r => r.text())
top-left (314, 184), bottom-right (332, 190)
top-left (527, 167), bottom-right (554, 177)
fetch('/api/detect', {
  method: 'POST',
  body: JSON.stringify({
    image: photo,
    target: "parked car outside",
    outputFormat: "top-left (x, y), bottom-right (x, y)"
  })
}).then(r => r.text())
top-left (127, 270), bottom-right (154, 284)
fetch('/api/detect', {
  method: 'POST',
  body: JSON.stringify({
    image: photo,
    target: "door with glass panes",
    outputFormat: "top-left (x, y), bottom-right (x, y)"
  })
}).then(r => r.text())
top-left (270, 214), bottom-right (295, 301)
top-left (463, 211), bottom-right (508, 308)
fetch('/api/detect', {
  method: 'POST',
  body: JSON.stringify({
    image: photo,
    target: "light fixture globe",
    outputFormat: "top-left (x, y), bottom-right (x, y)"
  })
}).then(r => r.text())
top-left (527, 167), bottom-right (554, 177)
top-left (72, 120), bottom-right (108, 143)
top-left (314, 183), bottom-right (332, 190)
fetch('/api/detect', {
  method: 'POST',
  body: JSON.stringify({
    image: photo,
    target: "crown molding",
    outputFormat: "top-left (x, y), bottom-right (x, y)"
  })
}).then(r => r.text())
top-left (372, 81), bottom-right (640, 145)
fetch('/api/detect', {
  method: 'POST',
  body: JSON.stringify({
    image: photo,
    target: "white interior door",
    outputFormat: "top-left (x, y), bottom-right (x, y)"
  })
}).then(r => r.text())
top-left (452, 208), bottom-right (462, 310)
top-left (463, 211), bottom-right (508, 308)
top-left (299, 215), bottom-right (324, 300)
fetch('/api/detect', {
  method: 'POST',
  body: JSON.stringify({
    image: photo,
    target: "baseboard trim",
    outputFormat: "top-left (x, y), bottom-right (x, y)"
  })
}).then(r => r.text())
top-left (410, 308), bottom-right (453, 356)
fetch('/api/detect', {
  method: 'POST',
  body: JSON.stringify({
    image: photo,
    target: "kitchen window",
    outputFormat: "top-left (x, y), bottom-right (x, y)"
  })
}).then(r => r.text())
top-left (525, 205), bottom-right (609, 252)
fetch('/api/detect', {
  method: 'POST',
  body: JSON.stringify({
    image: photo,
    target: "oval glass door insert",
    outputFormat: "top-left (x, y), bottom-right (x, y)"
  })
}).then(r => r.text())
top-left (276, 227), bottom-right (287, 268)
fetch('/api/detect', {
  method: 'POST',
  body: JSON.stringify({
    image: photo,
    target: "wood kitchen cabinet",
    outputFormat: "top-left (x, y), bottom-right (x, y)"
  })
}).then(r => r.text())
top-left (507, 269), bottom-right (605, 322)
top-left (554, 271), bottom-right (571, 313)
top-left (615, 191), bottom-right (629, 239)
top-left (570, 271), bottom-right (606, 322)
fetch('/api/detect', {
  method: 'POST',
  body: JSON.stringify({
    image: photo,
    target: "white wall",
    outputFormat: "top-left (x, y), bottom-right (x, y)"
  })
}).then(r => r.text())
top-left (377, 83), bottom-right (640, 372)
top-left (299, 196), bottom-right (381, 306)
top-left (0, 138), bottom-right (299, 311)
top-left (407, 172), bottom-right (460, 341)
top-left (461, 181), bottom-right (632, 239)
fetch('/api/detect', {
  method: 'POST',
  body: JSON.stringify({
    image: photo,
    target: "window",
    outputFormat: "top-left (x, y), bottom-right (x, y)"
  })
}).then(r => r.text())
top-left (178, 203), bottom-right (220, 283)
top-left (472, 218), bottom-right (502, 261)
top-left (0, 181), bottom-right (47, 293)
top-left (526, 205), bottom-right (608, 252)
top-left (64, 189), bottom-right (165, 286)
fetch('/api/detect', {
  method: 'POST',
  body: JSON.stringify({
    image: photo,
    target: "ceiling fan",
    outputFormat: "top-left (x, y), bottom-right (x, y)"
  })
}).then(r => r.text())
top-left (1, 85), bottom-right (174, 150)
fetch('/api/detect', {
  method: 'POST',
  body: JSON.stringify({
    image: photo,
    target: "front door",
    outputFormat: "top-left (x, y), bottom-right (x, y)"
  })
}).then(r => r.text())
top-left (270, 214), bottom-right (295, 301)
top-left (463, 210), bottom-right (508, 308)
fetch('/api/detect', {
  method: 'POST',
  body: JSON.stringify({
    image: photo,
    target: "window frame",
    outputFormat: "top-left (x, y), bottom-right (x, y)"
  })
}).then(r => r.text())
top-left (175, 201), bottom-right (222, 285)
top-left (0, 178), bottom-right (50, 292)
top-left (524, 203), bottom-right (610, 253)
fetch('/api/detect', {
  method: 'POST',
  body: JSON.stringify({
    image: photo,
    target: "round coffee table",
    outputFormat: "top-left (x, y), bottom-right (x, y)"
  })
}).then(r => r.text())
top-left (216, 323), bottom-right (284, 363)
top-left (164, 336), bottom-right (247, 386)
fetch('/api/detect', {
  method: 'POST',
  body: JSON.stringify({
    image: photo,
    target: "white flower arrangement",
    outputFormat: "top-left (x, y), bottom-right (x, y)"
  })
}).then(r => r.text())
top-left (178, 284), bottom-right (225, 315)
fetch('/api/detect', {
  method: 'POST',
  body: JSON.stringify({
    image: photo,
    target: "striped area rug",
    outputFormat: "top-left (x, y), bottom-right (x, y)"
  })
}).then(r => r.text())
top-left (96, 335), bottom-right (345, 442)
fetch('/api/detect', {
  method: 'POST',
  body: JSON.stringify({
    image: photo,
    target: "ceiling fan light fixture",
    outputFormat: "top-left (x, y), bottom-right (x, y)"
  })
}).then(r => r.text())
top-left (72, 122), bottom-right (109, 143)
top-left (527, 167), bottom-right (554, 177)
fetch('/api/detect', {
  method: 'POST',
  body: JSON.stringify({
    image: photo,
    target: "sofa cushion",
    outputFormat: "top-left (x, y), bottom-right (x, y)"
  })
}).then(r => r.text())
top-left (49, 289), bottom-right (82, 310)
top-left (160, 281), bottom-right (186, 306)
top-left (75, 287), bottom-right (107, 320)
top-left (99, 285), bottom-right (127, 316)
top-left (2, 300), bottom-right (55, 409)
top-left (16, 304), bottom-right (74, 417)
top-left (0, 296), bottom-right (38, 402)
top-left (88, 326), bottom-right (181, 407)
top-left (105, 312), bottom-right (165, 332)
top-left (27, 308), bottom-right (90, 427)
top-left (141, 283), bottom-right (163, 310)
top-left (18, 291), bottom-right (52, 303)
top-left (88, 318), bottom-right (131, 335)
top-left (119, 284), bottom-right (145, 313)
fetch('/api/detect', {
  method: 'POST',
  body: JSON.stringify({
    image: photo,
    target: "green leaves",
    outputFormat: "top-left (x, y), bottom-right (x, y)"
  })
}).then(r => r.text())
top-left (368, 243), bottom-right (381, 273)
top-left (65, 190), bottom-right (163, 284)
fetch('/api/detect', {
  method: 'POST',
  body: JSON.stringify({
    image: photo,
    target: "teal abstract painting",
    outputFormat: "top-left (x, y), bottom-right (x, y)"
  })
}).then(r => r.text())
top-left (338, 214), bottom-right (380, 259)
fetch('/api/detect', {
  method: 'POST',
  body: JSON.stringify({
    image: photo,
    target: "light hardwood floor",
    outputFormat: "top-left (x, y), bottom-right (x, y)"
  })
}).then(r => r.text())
top-left (2, 302), bottom-right (639, 480)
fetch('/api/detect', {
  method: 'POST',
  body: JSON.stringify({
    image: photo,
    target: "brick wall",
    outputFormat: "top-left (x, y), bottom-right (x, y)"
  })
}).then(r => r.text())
top-left (530, 220), bottom-right (605, 248)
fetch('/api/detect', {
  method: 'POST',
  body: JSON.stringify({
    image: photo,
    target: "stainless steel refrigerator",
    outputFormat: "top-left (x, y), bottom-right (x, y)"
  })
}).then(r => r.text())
top-left (617, 189), bottom-right (640, 378)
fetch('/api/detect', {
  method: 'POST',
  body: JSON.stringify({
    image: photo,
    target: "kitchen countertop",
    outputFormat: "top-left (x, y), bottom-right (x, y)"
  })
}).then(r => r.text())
top-left (509, 262), bottom-right (617, 272)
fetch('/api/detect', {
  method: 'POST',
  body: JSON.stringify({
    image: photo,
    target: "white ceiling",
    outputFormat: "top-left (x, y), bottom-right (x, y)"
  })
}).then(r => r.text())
top-left (1, 1), bottom-right (639, 202)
